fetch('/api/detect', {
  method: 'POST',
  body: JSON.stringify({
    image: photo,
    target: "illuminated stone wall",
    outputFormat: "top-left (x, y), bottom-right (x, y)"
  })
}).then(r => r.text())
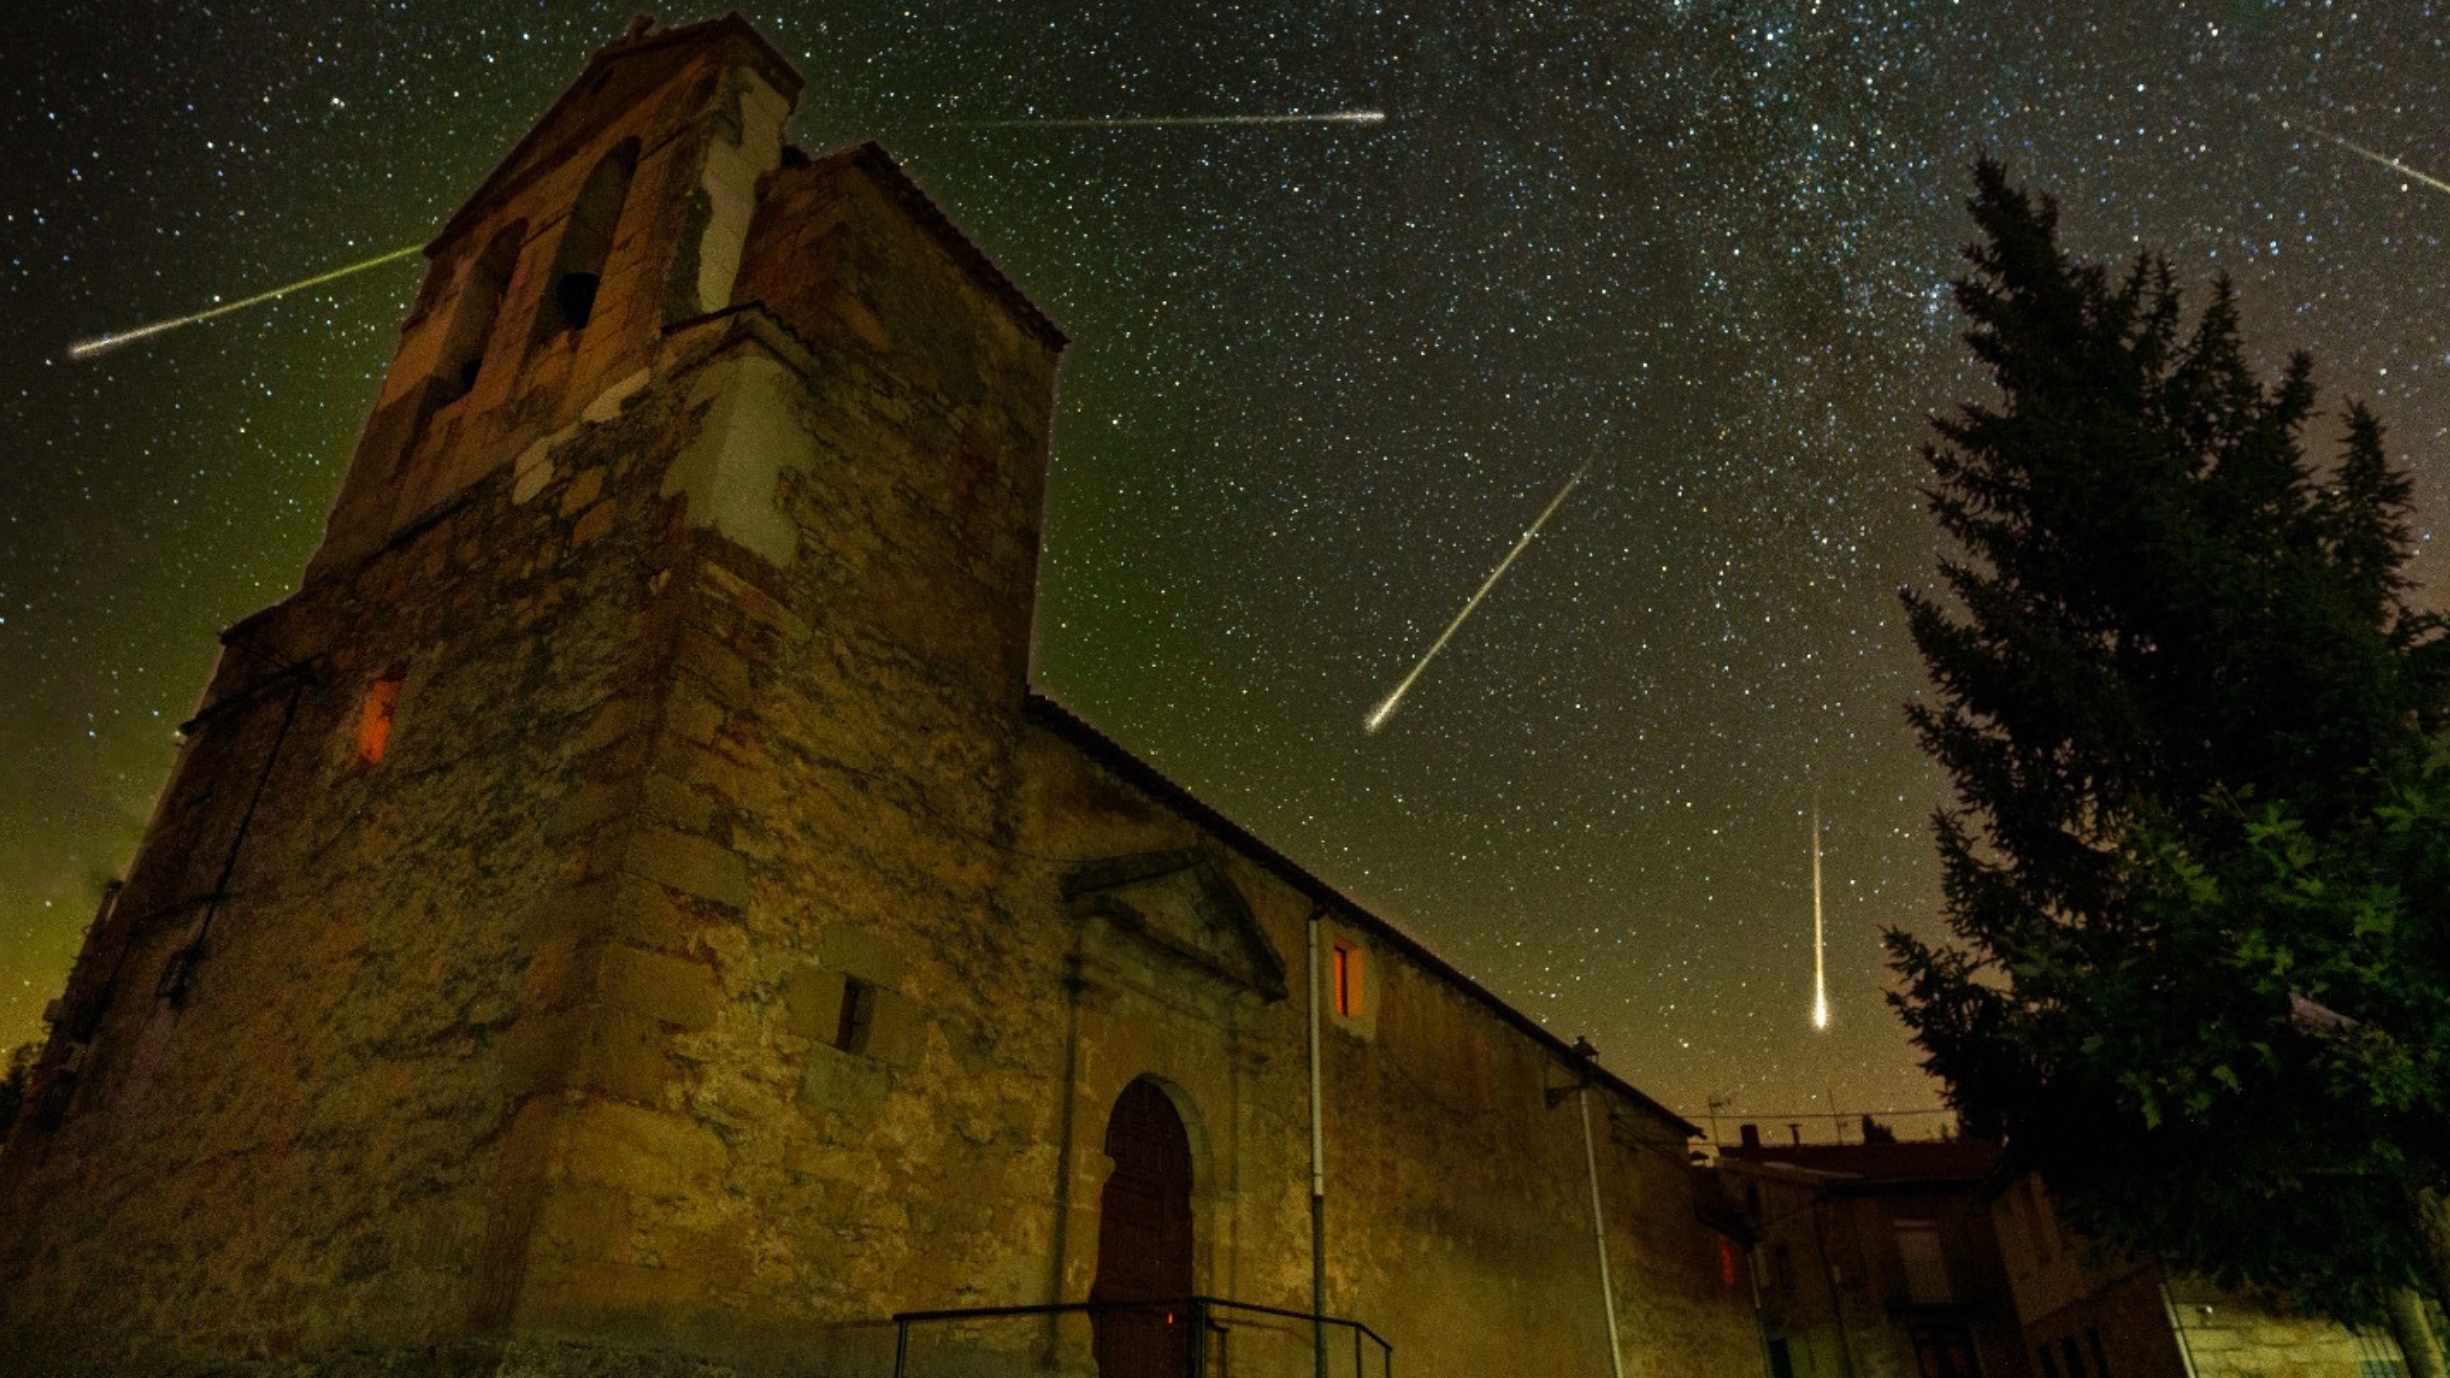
top-left (0, 17), bottom-right (1757, 1376)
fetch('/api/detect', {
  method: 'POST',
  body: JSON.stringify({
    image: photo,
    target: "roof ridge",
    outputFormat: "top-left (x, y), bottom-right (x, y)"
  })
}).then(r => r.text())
top-left (1022, 688), bottom-right (1702, 1138)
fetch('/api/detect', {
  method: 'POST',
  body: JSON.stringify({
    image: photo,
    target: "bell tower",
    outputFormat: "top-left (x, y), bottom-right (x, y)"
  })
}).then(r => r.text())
top-left (0, 13), bottom-right (1065, 1372)
top-left (313, 14), bottom-right (800, 574)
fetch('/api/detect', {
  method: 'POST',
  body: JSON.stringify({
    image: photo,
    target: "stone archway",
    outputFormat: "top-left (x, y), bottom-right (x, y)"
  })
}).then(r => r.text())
top-left (1090, 1077), bottom-right (1195, 1378)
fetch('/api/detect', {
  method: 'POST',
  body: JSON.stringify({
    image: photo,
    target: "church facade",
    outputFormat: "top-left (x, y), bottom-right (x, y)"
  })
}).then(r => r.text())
top-left (0, 17), bottom-right (1759, 1376)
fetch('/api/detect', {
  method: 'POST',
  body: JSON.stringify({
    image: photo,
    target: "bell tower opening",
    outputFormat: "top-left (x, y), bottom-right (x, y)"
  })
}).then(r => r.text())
top-left (1091, 1077), bottom-right (1195, 1378)
top-left (431, 221), bottom-right (525, 403)
top-left (534, 137), bottom-right (639, 341)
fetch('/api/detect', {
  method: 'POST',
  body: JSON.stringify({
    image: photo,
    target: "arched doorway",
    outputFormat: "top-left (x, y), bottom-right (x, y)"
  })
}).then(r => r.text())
top-left (1090, 1077), bottom-right (1194, 1378)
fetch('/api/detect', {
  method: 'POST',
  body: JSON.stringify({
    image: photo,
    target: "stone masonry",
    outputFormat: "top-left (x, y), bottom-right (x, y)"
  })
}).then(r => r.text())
top-left (0, 16), bottom-right (1761, 1376)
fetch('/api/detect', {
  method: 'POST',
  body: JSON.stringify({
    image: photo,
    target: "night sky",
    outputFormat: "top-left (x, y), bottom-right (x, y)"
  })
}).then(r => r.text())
top-left (8, 1), bottom-right (2449, 1138)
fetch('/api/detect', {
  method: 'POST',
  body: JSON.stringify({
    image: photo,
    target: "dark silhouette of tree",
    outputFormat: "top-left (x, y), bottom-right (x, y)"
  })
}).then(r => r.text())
top-left (1889, 159), bottom-right (2450, 1342)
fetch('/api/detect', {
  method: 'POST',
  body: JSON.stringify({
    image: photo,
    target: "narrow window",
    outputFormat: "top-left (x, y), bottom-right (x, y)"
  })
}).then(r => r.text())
top-left (834, 974), bottom-right (878, 1055)
top-left (534, 139), bottom-right (638, 341)
top-left (1331, 938), bottom-right (1362, 1017)
top-left (2037, 1347), bottom-right (2061, 1378)
top-left (2060, 1336), bottom-right (2087, 1378)
top-left (355, 674), bottom-right (404, 767)
top-left (434, 221), bottom-right (525, 400)
top-left (2088, 1328), bottom-right (2112, 1378)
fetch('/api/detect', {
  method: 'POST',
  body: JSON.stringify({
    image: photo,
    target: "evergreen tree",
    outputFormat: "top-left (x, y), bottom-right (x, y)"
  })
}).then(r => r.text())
top-left (1889, 159), bottom-right (2450, 1331)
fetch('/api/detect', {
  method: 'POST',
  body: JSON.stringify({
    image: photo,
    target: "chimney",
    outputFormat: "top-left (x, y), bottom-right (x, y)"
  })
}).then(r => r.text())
top-left (1739, 1123), bottom-right (1761, 1150)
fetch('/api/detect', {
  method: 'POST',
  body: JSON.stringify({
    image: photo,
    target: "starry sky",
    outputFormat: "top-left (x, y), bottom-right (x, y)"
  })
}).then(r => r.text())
top-left (8, 1), bottom-right (2450, 1139)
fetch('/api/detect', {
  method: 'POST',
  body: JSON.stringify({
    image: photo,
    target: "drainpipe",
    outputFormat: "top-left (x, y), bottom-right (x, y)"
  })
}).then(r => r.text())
top-left (1308, 907), bottom-right (1328, 1378)
top-left (1576, 1078), bottom-right (1627, 1378)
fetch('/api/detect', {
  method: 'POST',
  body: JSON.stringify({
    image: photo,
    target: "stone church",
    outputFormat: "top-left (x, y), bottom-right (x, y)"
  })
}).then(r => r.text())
top-left (0, 16), bottom-right (1760, 1376)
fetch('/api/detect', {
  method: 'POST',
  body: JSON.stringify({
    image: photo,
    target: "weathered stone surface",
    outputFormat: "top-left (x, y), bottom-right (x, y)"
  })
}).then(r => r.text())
top-left (602, 946), bottom-right (720, 1031)
top-left (0, 16), bottom-right (1758, 1378)
top-left (621, 827), bottom-right (751, 910)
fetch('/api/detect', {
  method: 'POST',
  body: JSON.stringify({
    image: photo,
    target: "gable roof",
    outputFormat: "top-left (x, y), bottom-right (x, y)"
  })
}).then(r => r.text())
top-left (1065, 848), bottom-right (1292, 1002)
top-left (1024, 690), bottom-right (1704, 1139)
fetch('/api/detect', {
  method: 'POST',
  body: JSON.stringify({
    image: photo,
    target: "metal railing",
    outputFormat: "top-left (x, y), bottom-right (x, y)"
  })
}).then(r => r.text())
top-left (889, 1295), bottom-right (1393, 1378)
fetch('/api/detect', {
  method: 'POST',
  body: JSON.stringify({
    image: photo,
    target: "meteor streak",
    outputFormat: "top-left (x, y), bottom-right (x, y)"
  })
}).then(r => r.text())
top-left (2293, 120), bottom-right (2450, 199)
top-left (1363, 454), bottom-right (1595, 734)
top-left (951, 110), bottom-right (1387, 130)
top-left (1811, 799), bottom-right (1829, 1031)
top-left (69, 243), bottom-right (423, 361)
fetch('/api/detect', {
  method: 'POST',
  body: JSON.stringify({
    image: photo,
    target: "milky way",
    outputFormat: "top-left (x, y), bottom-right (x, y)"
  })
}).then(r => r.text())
top-left (9, 2), bottom-right (2450, 1135)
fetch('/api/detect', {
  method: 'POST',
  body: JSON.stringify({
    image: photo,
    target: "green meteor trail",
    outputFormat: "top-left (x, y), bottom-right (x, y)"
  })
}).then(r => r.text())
top-left (68, 243), bottom-right (423, 361)
top-left (1364, 454), bottom-right (1596, 734)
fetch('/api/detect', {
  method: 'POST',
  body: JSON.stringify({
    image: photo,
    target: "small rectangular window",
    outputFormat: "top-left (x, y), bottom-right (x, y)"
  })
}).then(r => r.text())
top-left (356, 674), bottom-right (404, 767)
top-left (834, 975), bottom-right (877, 1055)
top-left (1331, 939), bottom-right (1362, 1017)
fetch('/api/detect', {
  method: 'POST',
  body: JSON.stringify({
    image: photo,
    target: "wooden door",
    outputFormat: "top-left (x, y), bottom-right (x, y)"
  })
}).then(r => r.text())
top-left (1091, 1078), bottom-right (1194, 1378)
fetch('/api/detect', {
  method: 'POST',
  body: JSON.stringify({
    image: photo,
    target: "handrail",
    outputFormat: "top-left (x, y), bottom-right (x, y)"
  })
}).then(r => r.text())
top-left (888, 1293), bottom-right (1393, 1377)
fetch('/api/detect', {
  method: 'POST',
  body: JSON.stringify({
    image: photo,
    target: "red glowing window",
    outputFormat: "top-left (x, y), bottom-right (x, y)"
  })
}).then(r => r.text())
top-left (1331, 939), bottom-right (1363, 1018)
top-left (356, 675), bottom-right (404, 766)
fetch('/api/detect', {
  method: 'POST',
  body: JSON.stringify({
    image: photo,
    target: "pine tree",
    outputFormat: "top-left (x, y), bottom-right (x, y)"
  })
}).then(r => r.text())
top-left (1889, 159), bottom-right (2450, 1331)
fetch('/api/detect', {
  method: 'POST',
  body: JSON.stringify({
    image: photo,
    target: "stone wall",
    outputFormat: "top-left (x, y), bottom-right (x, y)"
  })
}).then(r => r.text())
top-left (0, 291), bottom-right (695, 1366)
top-left (2162, 1278), bottom-right (2402, 1378)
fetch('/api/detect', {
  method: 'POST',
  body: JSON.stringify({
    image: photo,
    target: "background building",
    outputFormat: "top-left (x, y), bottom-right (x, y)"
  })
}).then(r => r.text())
top-left (1719, 1129), bottom-right (2030, 1378)
top-left (1715, 1124), bottom-right (2424, 1378)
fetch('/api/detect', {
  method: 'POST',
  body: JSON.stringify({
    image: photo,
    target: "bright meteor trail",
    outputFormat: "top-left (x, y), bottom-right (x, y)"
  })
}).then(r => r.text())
top-left (67, 111), bottom-right (1393, 360)
top-left (1810, 799), bottom-right (1829, 1031)
top-left (951, 110), bottom-right (1387, 130)
top-left (68, 243), bottom-right (423, 360)
top-left (1363, 454), bottom-right (1595, 734)
top-left (2292, 120), bottom-right (2450, 199)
